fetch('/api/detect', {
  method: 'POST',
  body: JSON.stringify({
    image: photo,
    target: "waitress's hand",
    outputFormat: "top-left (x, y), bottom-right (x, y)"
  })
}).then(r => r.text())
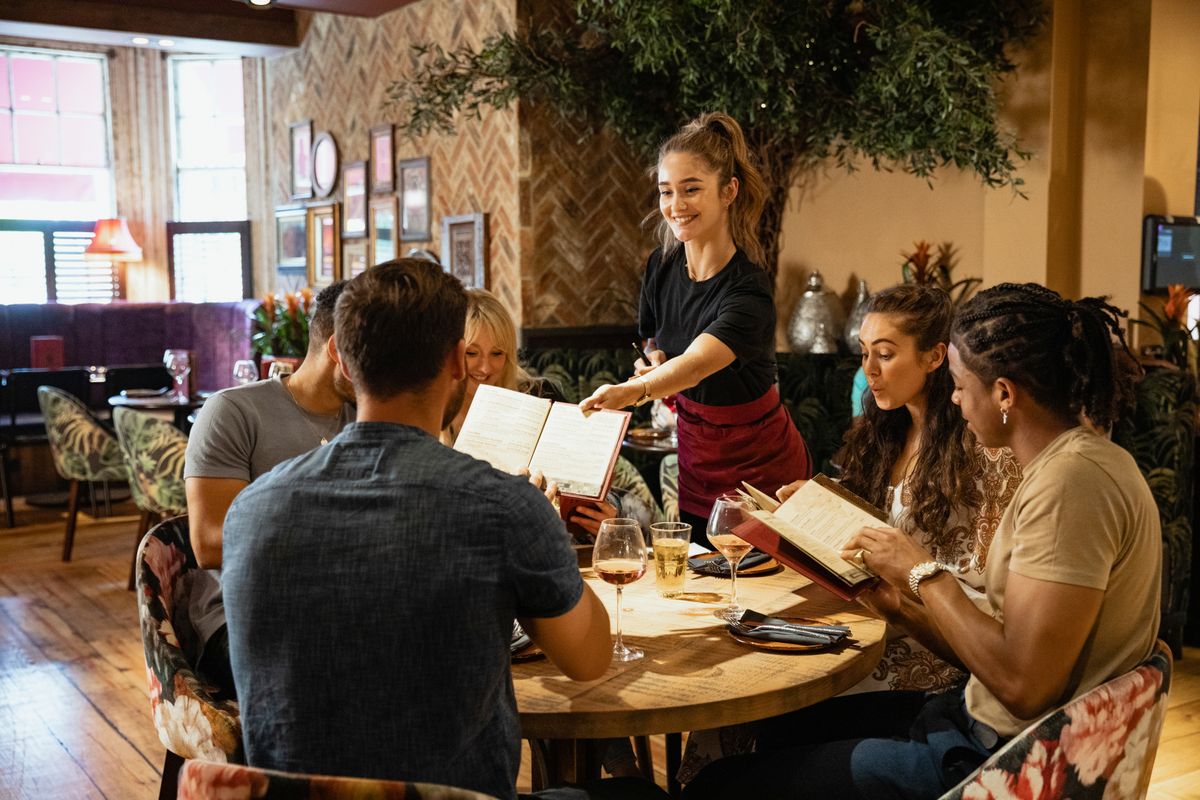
top-left (633, 349), bottom-right (666, 376)
top-left (776, 479), bottom-right (807, 503)
top-left (841, 525), bottom-right (933, 593)
top-left (579, 381), bottom-right (643, 414)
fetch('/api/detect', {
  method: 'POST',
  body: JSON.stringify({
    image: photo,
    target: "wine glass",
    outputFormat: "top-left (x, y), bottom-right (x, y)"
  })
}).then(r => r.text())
top-left (706, 494), bottom-right (753, 622)
top-left (592, 517), bottom-right (647, 662)
top-left (163, 349), bottom-right (191, 402)
top-left (232, 359), bottom-right (258, 385)
top-left (268, 360), bottom-right (294, 379)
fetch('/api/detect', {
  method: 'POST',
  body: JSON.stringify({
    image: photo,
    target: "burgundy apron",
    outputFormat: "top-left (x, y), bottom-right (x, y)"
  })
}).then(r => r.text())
top-left (674, 385), bottom-right (811, 520)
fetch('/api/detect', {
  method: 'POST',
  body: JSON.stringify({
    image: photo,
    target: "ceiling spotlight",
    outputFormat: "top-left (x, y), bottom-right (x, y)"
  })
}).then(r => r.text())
top-left (132, 36), bottom-right (150, 45)
top-left (243, 0), bottom-right (276, 8)
top-left (158, 39), bottom-right (175, 47)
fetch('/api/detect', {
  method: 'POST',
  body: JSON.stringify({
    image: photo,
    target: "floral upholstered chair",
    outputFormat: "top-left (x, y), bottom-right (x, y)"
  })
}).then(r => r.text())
top-left (114, 406), bottom-right (189, 590)
top-left (940, 640), bottom-right (1173, 800)
top-left (611, 455), bottom-right (661, 530)
top-left (36, 386), bottom-right (129, 560)
top-left (659, 455), bottom-right (679, 523)
top-left (136, 515), bottom-right (241, 800)
top-left (177, 761), bottom-right (500, 800)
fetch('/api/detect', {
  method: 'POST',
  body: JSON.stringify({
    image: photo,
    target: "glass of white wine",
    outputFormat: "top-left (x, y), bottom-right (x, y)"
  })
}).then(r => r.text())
top-left (163, 349), bottom-right (191, 402)
top-left (232, 359), bottom-right (258, 385)
top-left (592, 517), bottom-right (647, 662)
top-left (707, 494), bottom-right (753, 622)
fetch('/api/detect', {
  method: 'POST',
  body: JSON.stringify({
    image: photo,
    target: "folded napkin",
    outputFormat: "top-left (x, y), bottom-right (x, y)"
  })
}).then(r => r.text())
top-left (510, 621), bottom-right (531, 654)
top-left (728, 609), bottom-right (852, 647)
top-left (688, 550), bottom-right (772, 576)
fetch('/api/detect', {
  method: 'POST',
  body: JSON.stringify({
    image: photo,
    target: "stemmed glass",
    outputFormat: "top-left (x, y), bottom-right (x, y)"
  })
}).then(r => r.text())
top-left (163, 349), bottom-right (191, 402)
top-left (232, 359), bottom-right (258, 385)
top-left (707, 494), bottom-right (753, 622)
top-left (592, 518), bottom-right (647, 662)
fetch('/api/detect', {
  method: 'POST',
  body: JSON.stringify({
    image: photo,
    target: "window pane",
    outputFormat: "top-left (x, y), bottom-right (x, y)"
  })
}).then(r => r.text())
top-left (175, 60), bottom-right (215, 119)
top-left (172, 231), bottom-right (244, 302)
top-left (177, 169), bottom-right (247, 221)
top-left (178, 117), bottom-right (244, 168)
top-left (0, 230), bottom-right (49, 303)
top-left (12, 56), bottom-right (55, 112)
top-left (0, 168), bottom-right (113, 219)
top-left (0, 55), bottom-right (9, 108)
top-left (211, 59), bottom-right (244, 116)
top-left (0, 111), bottom-right (11, 163)
top-left (61, 115), bottom-right (106, 167)
top-left (57, 59), bottom-right (104, 114)
top-left (14, 113), bottom-right (58, 164)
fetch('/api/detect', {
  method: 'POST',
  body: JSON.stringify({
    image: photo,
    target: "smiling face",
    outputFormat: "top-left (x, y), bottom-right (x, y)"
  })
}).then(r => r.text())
top-left (948, 343), bottom-right (1005, 446)
top-left (657, 151), bottom-right (736, 247)
top-left (464, 322), bottom-right (507, 390)
top-left (858, 312), bottom-right (944, 411)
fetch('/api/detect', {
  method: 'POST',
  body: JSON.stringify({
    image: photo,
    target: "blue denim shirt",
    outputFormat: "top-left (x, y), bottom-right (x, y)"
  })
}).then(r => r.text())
top-left (223, 422), bottom-right (583, 800)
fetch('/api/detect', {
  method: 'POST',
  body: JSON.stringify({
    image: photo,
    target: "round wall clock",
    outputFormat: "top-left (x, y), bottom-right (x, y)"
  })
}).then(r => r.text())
top-left (311, 131), bottom-right (339, 198)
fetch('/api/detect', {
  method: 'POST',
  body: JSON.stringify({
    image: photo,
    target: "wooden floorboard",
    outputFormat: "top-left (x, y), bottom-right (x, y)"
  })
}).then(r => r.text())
top-left (0, 500), bottom-right (1196, 798)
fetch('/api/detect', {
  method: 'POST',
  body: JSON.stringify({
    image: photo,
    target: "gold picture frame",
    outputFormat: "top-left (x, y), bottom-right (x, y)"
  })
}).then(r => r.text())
top-left (369, 195), bottom-right (399, 266)
top-left (343, 237), bottom-right (369, 280)
top-left (306, 202), bottom-right (341, 287)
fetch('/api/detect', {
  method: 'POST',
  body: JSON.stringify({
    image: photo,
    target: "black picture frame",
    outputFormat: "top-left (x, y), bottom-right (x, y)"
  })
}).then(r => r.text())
top-left (399, 156), bottom-right (431, 242)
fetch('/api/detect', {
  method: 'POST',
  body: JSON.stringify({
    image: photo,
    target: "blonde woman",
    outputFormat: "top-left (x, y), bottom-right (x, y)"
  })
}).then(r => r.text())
top-left (442, 289), bottom-right (560, 445)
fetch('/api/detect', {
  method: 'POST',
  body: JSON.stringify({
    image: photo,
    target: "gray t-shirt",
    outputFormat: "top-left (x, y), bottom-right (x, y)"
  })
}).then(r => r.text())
top-left (184, 376), bottom-right (355, 645)
top-left (223, 422), bottom-right (583, 799)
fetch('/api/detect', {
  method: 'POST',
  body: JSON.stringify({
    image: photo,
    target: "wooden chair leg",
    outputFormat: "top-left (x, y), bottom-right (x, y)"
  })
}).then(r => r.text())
top-left (129, 510), bottom-right (154, 591)
top-left (666, 731), bottom-right (682, 798)
top-left (102, 479), bottom-right (112, 517)
top-left (0, 446), bottom-right (14, 529)
top-left (634, 735), bottom-right (655, 782)
top-left (159, 750), bottom-right (184, 800)
top-left (62, 480), bottom-right (80, 561)
top-left (86, 480), bottom-right (98, 518)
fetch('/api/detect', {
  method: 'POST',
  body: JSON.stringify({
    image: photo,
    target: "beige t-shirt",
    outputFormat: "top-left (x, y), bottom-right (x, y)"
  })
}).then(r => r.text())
top-left (965, 427), bottom-right (1161, 737)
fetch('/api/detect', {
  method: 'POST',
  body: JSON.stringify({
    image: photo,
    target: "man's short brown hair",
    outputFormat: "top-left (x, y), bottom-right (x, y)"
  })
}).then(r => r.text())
top-left (307, 280), bottom-right (348, 349)
top-left (334, 259), bottom-right (466, 398)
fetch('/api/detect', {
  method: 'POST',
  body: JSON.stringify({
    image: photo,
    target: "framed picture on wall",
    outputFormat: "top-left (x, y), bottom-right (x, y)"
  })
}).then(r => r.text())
top-left (307, 202), bottom-right (341, 287)
top-left (311, 131), bottom-right (339, 199)
top-left (343, 237), bottom-right (369, 279)
top-left (370, 124), bottom-right (394, 194)
top-left (289, 120), bottom-right (313, 200)
top-left (399, 156), bottom-right (431, 241)
top-left (274, 205), bottom-right (309, 281)
top-left (342, 160), bottom-right (368, 238)
top-left (440, 212), bottom-right (487, 289)
top-left (369, 195), bottom-right (398, 266)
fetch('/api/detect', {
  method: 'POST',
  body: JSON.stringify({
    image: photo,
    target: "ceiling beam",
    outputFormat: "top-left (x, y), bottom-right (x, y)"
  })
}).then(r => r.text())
top-left (0, 0), bottom-right (299, 49)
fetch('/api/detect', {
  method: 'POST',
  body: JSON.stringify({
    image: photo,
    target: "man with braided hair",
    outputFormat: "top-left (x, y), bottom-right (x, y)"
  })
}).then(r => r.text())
top-left (686, 283), bottom-right (1160, 800)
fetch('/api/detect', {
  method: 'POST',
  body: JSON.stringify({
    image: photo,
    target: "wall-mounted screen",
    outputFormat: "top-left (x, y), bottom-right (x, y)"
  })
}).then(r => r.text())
top-left (1142, 215), bottom-right (1200, 292)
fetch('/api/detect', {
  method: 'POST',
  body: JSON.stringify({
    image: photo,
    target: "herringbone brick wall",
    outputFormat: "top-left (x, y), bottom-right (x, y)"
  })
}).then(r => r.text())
top-left (266, 0), bottom-right (648, 327)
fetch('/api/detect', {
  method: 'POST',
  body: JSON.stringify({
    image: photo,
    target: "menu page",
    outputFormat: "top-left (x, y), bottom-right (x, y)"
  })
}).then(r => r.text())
top-left (528, 403), bottom-right (630, 498)
top-left (453, 385), bottom-right (550, 474)
top-left (768, 477), bottom-right (882, 582)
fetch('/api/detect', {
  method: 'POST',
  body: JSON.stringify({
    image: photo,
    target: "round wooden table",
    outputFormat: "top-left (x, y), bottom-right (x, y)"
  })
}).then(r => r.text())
top-left (513, 561), bottom-right (886, 789)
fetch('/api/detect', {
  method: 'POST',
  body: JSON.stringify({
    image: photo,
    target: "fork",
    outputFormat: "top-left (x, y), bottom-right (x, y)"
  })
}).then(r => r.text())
top-left (728, 620), bottom-right (844, 643)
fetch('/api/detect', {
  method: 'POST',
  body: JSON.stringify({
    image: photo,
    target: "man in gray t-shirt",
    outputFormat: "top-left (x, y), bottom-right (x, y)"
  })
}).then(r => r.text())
top-left (183, 282), bottom-right (354, 691)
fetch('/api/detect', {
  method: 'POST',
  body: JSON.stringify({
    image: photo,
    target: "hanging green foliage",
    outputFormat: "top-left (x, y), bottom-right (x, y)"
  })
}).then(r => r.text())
top-left (386, 0), bottom-right (1045, 274)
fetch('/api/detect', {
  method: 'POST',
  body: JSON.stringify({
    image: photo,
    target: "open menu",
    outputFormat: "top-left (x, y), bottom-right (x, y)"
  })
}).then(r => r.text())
top-left (453, 385), bottom-right (631, 500)
top-left (734, 474), bottom-right (884, 601)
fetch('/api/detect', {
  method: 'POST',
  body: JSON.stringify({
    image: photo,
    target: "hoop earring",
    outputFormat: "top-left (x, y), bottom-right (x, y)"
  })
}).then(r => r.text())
top-left (1001, 408), bottom-right (1008, 425)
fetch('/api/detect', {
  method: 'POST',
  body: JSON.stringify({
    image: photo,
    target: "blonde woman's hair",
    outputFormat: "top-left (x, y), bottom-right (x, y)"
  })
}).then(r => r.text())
top-left (464, 288), bottom-right (534, 392)
top-left (649, 111), bottom-right (767, 267)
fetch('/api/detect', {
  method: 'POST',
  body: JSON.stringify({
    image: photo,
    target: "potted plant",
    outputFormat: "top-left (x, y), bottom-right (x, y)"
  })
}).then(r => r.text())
top-left (251, 289), bottom-right (312, 378)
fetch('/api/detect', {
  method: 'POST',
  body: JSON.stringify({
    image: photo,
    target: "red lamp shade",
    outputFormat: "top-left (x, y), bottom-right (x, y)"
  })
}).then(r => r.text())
top-left (85, 218), bottom-right (143, 262)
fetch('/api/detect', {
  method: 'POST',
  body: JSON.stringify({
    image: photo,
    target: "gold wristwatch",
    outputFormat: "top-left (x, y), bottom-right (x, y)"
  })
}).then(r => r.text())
top-left (908, 561), bottom-right (952, 600)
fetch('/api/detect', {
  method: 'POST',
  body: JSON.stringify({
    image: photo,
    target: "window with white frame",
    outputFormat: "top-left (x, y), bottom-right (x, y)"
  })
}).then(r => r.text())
top-left (167, 55), bottom-right (250, 301)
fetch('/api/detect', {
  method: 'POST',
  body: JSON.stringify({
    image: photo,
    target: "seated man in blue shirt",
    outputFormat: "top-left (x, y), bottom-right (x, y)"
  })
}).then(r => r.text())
top-left (222, 259), bottom-right (626, 800)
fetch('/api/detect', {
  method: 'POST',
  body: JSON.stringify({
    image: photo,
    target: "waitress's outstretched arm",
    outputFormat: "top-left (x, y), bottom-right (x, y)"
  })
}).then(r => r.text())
top-left (580, 333), bottom-right (734, 412)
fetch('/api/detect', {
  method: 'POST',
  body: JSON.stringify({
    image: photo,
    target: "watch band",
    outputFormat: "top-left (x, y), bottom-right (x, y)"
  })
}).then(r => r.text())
top-left (908, 561), bottom-right (951, 600)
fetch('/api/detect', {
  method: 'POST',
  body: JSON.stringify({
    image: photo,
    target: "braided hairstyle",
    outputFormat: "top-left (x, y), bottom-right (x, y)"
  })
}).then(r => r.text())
top-left (836, 284), bottom-right (980, 542)
top-left (951, 283), bottom-right (1136, 432)
top-left (649, 111), bottom-right (767, 267)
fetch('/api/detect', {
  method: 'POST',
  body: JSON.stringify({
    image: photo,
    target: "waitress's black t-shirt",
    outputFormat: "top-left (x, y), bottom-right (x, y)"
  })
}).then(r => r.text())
top-left (637, 246), bottom-right (776, 407)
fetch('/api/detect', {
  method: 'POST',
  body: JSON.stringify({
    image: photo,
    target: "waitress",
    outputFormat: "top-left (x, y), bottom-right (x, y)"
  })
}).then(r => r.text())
top-left (580, 112), bottom-right (810, 540)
